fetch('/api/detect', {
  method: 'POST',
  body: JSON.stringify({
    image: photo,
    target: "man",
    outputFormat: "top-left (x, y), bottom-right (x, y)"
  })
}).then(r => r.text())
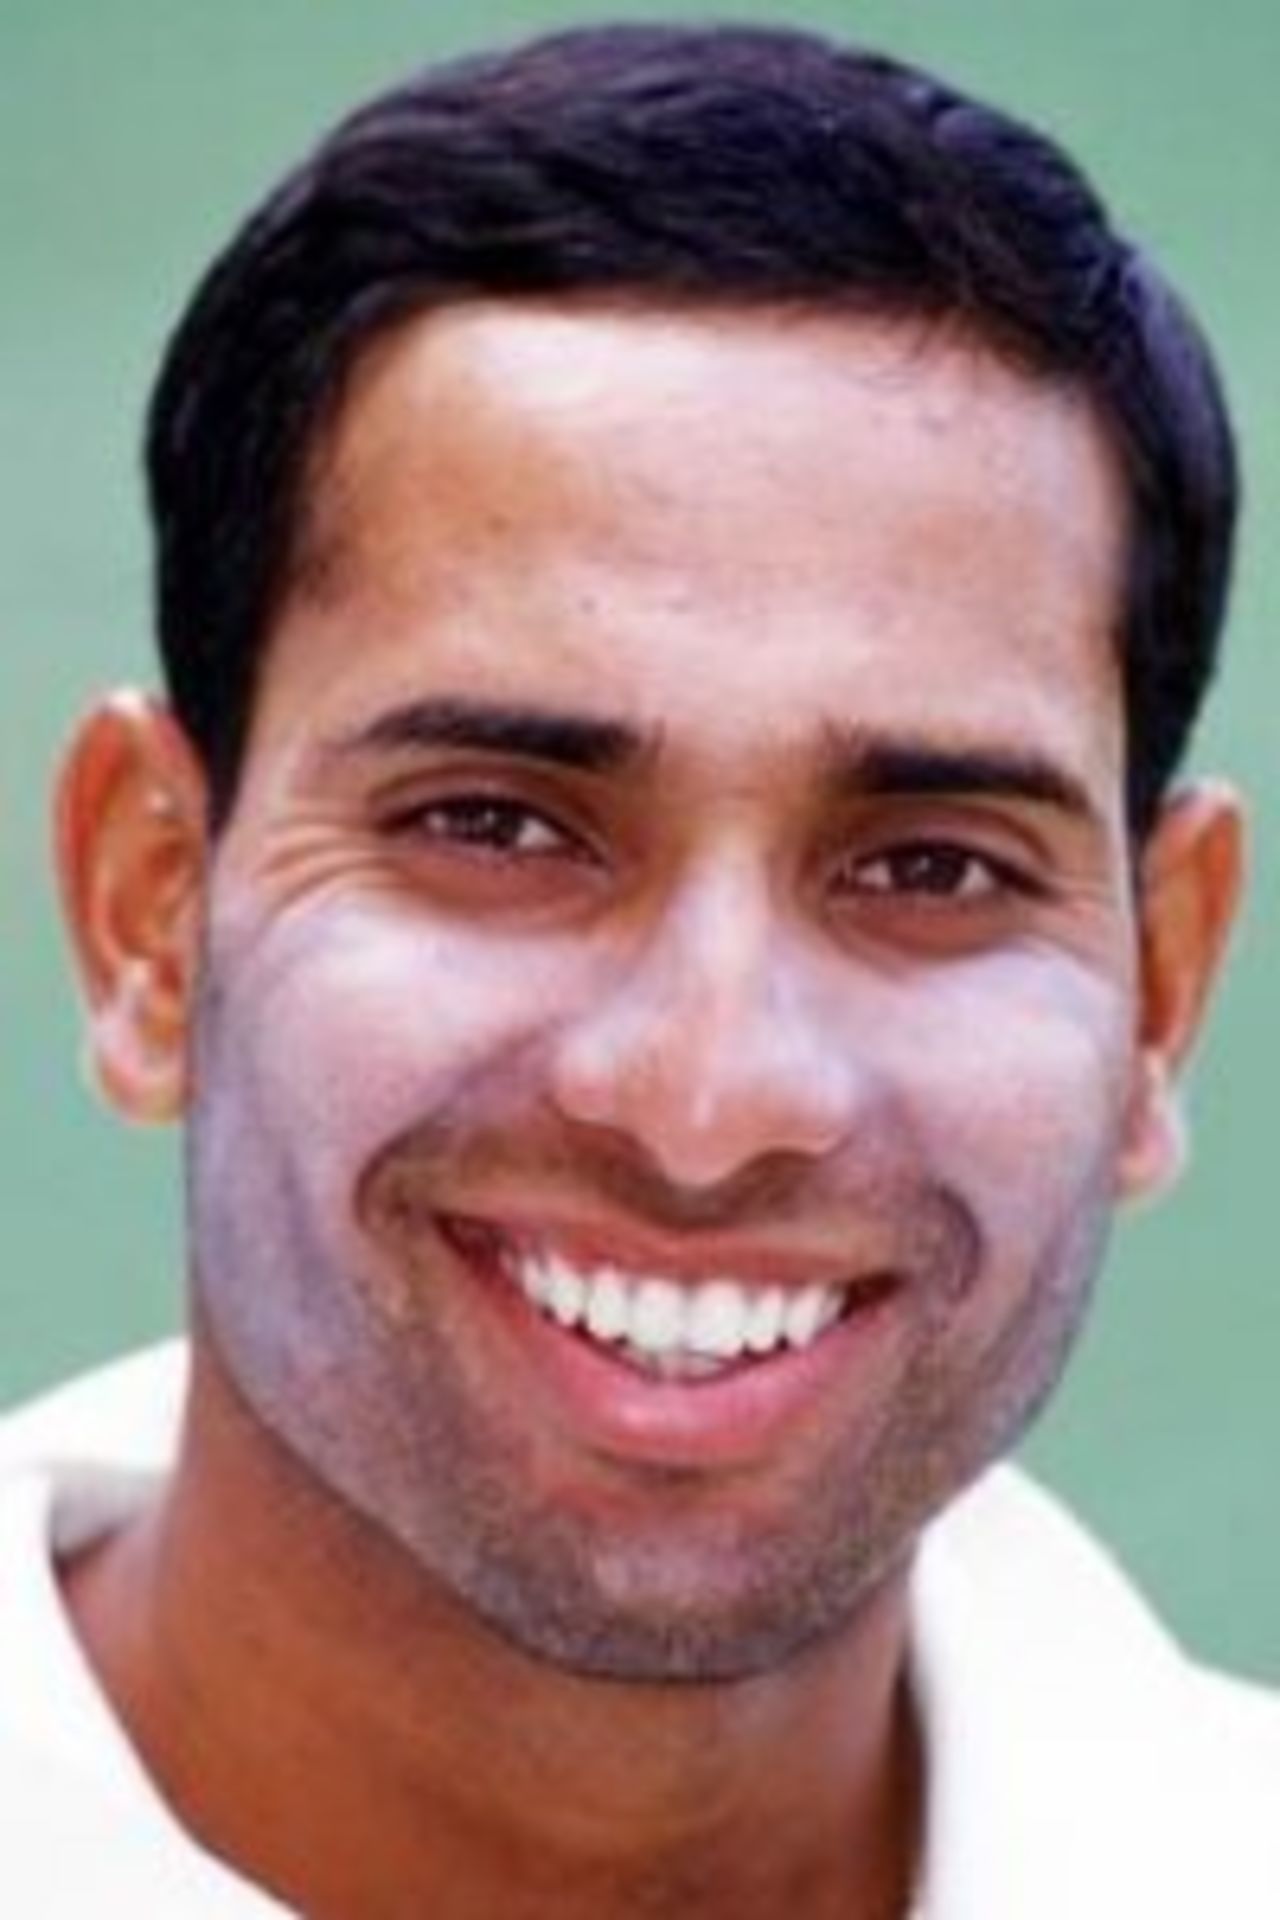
top-left (2, 20), bottom-right (1274, 1917)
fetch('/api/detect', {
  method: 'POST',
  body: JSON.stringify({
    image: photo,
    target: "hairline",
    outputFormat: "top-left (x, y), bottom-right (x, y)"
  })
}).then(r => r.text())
top-left (279, 285), bottom-right (1125, 675)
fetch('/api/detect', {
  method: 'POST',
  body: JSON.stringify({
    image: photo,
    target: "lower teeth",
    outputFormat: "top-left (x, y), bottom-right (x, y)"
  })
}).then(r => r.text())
top-left (605, 1338), bottom-right (749, 1381)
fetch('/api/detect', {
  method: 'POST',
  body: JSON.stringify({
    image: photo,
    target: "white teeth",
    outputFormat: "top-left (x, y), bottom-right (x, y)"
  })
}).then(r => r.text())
top-left (782, 1284), bottom-right (829, 1350)
top-left (522, 1255), bottom-right (556, 1311)
top-left (545, 1254), bottom-right (586, 1328)
top-left (629, 1279), bottom-right (687, 1355)
top-left (684, 1281), bottom-right (748, 1358)
top-left (814, 1290), bottom-right (845, 1335)
top-left (512, 1255), bottom-right (848, 1369)
top-left (743, 1287), bottom-right (786, 1354)
top-left (583, 1267), bottom-right (630, 1343)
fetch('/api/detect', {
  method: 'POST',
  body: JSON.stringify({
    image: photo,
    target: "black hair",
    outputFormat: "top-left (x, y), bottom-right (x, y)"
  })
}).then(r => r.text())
top-left (147, 21), bottom-right (1237, 835)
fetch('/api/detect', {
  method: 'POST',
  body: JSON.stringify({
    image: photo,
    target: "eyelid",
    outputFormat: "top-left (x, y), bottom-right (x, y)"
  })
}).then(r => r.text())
top-left (836, 789), bottom-right (1058, 864)
top-left (375, 782), bottom-right (604, 868)
top-left (832, 835), bottom-right (1049, 903)
top-left (383, 790), bottom-right (559, 836)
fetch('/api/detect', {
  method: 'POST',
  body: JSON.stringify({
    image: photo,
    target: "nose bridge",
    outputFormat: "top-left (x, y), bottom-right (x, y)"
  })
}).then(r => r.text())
top-left (549, 849), bottom-right (860, 1186)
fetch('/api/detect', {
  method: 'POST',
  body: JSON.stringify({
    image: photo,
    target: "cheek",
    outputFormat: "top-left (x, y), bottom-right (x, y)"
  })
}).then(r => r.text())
top-left (201, 905), bottom-right (592, 1234)
top-left (872, 951), bottom-right (1135, 1246)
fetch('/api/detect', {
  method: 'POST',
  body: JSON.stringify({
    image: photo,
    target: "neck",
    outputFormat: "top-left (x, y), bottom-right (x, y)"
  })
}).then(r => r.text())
top-left (67, 1342), bottom-right (923, 1920)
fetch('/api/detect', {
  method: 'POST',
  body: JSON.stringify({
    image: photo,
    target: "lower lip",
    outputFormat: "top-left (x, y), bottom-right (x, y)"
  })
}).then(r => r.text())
top-left (443, 1225), bottom-right (906, 1472)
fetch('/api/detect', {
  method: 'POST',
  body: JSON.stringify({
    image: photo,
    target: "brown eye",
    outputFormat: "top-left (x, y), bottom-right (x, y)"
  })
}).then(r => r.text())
top-left (841, 841), bottom-right (1037, 902)
top-left (389, 795), bottom-right (576, 858)
top-left (859, 844), bottom-right (991, 897)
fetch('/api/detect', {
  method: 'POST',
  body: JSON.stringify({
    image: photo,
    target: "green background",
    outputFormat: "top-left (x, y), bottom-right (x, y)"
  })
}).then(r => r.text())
top-left (2, 1), bottom-right (1276, 1675)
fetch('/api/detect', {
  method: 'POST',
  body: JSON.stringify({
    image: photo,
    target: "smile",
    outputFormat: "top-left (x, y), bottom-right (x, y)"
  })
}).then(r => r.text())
top-left (435, 1214), bottom-right (908, 1466)
top-left (461, 1229), bottom-right (898, 1384)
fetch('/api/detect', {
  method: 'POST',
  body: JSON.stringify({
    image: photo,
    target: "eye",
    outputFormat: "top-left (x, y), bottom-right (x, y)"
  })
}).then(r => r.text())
top-left (839, 840), bottom-right (1037, 903)
top-left (393, 794), bottom-right (574, 858)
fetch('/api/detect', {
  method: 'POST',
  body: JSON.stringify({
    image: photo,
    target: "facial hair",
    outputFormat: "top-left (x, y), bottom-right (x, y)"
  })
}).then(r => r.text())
top-left (191, 1027), bottom-right (1115, 1683)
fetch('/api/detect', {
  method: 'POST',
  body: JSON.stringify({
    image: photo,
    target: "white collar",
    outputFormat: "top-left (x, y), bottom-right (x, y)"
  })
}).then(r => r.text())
top-left (4, 1345), bottom-right (1278, 1917)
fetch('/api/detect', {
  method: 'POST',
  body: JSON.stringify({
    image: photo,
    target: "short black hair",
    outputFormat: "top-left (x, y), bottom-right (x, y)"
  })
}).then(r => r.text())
top-left (147, 21), bottom-right (1237, 836)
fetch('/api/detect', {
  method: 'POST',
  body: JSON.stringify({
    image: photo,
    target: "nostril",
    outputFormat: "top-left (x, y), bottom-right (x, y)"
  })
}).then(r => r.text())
top-left (546, 917), bottom-right (862, 1184)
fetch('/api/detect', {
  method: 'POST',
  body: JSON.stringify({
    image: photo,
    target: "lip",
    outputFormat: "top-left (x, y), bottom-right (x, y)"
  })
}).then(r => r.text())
top-left (443, 1209), bottom-right (873, 1292)
top-left (439, 1212), bottom-right (907, 1472)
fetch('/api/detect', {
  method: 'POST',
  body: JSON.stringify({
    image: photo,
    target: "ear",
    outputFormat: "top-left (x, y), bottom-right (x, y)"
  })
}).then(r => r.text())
top-left (1116, 780), bottom-right (1245, 1202)
top-left (55, 691), bottom-right (208, 1123)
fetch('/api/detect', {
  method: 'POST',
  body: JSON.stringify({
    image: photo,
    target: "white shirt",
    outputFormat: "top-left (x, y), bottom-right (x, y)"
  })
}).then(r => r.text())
top-left (0, 1343), bottom-right (1276, 1916)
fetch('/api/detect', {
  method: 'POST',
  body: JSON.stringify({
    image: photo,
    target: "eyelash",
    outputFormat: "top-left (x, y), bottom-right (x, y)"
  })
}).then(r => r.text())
top-left (835, 839), bottom-right (1043, 905)
top-left (380, 797), bottom-right (1043, 914)
top-left (382, 793), bottom-right (589, 860)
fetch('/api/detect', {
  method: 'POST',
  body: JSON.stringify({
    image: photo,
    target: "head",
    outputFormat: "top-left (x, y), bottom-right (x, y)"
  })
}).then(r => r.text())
top-left (142, 21), bottom-right (1236, 841)
top-left (58, 24), bottom-right (1243, 1680)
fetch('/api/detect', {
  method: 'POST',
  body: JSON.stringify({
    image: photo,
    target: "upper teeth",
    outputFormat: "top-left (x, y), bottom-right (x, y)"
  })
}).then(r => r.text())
top-left (512, 1252), bottom-right (846, 1366)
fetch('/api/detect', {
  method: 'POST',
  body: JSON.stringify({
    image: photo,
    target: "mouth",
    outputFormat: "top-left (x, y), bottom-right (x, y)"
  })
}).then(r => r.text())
top-left (426, 1212), bottom-right (912, 1471)
top-left (442, 1215), bottom-right (899, 1385)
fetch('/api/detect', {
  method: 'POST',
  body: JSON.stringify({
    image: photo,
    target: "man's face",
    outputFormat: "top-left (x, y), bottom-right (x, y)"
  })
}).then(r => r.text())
top-left (189, 305), bottom-right (1140, 1678)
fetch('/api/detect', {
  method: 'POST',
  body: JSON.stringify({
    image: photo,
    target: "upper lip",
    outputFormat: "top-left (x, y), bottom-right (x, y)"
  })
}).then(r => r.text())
top-left (442, 1209), bottom-right (893, 1292)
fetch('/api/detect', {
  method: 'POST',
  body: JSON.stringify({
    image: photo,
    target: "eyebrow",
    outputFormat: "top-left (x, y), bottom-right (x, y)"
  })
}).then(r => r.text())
top-left (319, 696), bottom-right (1098, 821)
top-left (320, 697), bottom-right (648, 774)
top-left (825, 734), bottom-right (1098, 821)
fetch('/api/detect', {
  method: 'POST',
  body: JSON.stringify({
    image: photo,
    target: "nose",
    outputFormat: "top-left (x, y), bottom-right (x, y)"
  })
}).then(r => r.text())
top-left (547, 856), bottom-right (868, 1191)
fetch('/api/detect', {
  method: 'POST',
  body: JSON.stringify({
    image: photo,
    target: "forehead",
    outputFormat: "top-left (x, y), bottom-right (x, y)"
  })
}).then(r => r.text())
top-left (256, 302), bottom-right (1128, 796)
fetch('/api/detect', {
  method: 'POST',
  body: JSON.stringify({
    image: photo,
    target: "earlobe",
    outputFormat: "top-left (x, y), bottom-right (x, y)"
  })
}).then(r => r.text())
top-left (1116, 781), bottom-right (1245, 1203)
top-left (1115, 1052), bottom-right (1188, 1204)
top-left (55, 692), bottom-right (209, 1124)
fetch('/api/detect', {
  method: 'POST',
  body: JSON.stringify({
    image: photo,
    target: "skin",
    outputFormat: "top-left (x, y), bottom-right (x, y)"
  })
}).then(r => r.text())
top-left (55, 305), bottom-right (1242, 1918)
